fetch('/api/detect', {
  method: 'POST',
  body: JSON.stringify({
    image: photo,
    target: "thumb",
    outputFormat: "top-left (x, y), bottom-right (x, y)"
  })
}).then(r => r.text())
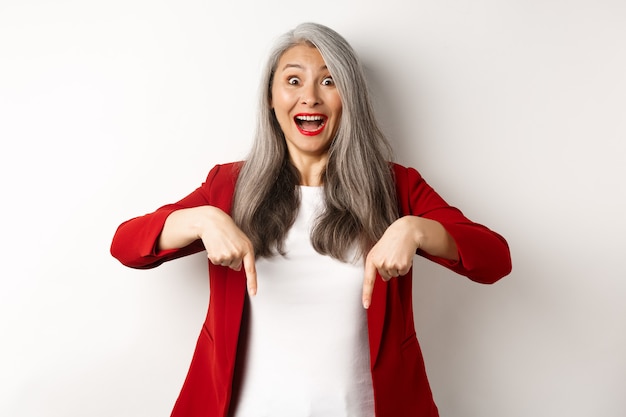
top-left (362, 257), bottom-right (377, 309)
top-left (243, 250), bottom-right (257, 296)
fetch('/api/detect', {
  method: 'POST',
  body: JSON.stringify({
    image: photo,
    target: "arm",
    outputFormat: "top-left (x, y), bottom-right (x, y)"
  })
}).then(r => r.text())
top-left (401, 166), bottom-right (512, 283)
top-left (158, 206), bottom-right (223, 251)
top-left (109, 205), bottom-right (204, 269)
top-left (362, 165), bottom-right (512, 308)
top-left (110, 166), bottom-right (219, 269)
top-left (110, 163), bottom-right (258, 293)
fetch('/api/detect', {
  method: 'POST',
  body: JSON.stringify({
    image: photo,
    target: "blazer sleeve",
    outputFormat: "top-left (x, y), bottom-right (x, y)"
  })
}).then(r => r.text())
top-left (110, 164), bottom-right (227, 269)
top-left (397, 165), bottom-right (512, 283)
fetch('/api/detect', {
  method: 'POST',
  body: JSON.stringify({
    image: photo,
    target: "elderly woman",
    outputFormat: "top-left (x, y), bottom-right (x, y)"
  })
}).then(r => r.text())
top-left (111, 22), bottom-right (511, 417)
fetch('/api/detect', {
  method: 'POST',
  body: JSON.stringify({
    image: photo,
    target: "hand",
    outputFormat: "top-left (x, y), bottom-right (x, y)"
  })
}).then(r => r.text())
top-left (198, 207), bottom-right (258, 296)
top-left (362, 216), bottom-right (418, 309)
top-left (361, 215), bottom-right (459, 308)
top-left (160, 206), bottom-right (258, 296)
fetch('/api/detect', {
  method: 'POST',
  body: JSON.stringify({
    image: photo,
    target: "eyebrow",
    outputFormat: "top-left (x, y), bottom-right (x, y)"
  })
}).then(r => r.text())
top-left (281, 63), bottom-right (329, 71)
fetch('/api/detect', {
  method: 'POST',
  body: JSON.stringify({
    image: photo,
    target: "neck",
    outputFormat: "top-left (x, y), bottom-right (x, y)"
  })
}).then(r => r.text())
top-left (291, 155), bottom-right (327, 186)
top-left (299, 169), bottom-right (324, 186)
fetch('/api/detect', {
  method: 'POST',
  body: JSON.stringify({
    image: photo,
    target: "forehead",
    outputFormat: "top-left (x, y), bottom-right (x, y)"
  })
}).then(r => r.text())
top-left (276, 44), bottom-right (327, 70)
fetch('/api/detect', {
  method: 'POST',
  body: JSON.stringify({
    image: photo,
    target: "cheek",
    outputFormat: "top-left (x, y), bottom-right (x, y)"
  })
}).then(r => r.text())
top-left (328, 92), bottom-right (343, 115)
top-left (271, 94), bottom-right (294, 129)
top-left (272, 91), bottom-right (294, 116)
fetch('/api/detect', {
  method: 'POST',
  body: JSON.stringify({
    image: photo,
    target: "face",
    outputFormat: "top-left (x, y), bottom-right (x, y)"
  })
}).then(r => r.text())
top-left (271, 44), bottom-right (342, 166)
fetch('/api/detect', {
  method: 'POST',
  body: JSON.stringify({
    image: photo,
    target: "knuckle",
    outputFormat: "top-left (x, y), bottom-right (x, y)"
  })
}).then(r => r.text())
top-left (208, 253), bottom-right (223, 263)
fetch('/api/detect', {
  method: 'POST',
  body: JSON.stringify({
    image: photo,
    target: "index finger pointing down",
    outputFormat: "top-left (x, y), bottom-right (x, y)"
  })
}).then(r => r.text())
top-left (243, 250), bottom-right (257, 296)
top-left (362, 258), bottom-right (377, 309)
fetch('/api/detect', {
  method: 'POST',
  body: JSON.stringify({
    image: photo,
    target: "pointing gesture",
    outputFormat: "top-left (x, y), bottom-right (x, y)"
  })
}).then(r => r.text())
top-left (159, 206), bottom-right (258, 296)
top-left (362, 216), bottom-right (459, 308)
top-left (362, 216), bottom-right (416, 308)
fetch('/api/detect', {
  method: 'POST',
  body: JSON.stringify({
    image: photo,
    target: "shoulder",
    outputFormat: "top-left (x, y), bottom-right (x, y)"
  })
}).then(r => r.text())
top-left (205, 161), bottom-right (244, 186)
top-left (390, 162), bottom-right (436, 214)
top-left (199, 162), bottom-right (244, 207)
top-left (390, 162), bottom-right (423, 188)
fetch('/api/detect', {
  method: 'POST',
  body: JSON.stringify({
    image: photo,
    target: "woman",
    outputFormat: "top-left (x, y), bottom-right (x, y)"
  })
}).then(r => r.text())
top-left (111, 22), bottom-right (511, 417)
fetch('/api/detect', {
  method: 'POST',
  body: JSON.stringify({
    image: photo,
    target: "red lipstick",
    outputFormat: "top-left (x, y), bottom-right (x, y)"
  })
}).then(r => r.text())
top-left (294, 113), bottom-right (327, 136)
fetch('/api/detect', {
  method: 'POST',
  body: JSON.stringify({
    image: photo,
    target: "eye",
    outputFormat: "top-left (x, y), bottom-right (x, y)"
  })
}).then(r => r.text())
top-left (288, 76), bottom-right (300, 85)
top-left (321, 77), bottom-right (334, 86)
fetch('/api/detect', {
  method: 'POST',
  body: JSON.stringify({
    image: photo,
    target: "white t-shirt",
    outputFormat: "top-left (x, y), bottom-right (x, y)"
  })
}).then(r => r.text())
top-left (231, 186), bottom-right (374, 417)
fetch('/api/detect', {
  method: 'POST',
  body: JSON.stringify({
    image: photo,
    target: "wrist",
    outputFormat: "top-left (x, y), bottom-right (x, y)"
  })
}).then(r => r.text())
top-left (402, 215), bottom-right (426, 250)
top-left (189, 206), bottom-right (219, 240)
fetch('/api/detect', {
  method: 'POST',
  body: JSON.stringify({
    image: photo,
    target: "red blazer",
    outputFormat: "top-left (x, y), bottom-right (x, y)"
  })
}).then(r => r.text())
top-left (111, 162), bottom-right (512, 417)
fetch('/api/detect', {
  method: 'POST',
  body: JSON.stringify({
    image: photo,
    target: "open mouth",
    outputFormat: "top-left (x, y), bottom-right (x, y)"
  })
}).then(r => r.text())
top-left (294, 114), bottom-right (327, 136)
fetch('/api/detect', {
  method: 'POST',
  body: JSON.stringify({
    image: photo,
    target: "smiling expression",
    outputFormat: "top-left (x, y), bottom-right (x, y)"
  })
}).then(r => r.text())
top-left (271, 44), bottom-right (342, 167)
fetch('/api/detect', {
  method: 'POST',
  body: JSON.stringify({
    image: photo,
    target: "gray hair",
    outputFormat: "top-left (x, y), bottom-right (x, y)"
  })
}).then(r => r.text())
top-left (232, 22), bottom-right (398, 260)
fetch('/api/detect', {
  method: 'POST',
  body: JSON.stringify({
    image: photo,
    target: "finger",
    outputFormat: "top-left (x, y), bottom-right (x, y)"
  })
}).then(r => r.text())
top-left (362, 257), bottom-right (377, 309)
top-left (398, 264), bottom-right (412, 276)
top-left (229, 258), bottom-right (243, 271)
top-left (379, 269), bottom-right (392, 281)
top-left (208, 255), bottom-right (227, 267)
top-left (243, 250), bottom-right (257, 296)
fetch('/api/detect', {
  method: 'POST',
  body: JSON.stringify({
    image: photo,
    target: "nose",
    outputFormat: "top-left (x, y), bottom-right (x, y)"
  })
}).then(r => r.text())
top-left (301, 83), bottom-right (321, 106)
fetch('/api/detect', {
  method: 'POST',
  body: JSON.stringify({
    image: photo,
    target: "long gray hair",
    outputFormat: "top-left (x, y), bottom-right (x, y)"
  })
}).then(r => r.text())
top-left (232, 22), bottom-right (399, 260)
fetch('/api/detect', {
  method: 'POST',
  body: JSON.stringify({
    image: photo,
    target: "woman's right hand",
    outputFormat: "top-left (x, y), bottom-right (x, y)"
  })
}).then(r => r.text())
top-left (158, 206), bottom-right (258, 296)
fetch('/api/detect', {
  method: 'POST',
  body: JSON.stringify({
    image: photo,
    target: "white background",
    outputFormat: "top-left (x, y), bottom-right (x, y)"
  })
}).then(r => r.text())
top-left (1, 1), bottom-right (625, 416)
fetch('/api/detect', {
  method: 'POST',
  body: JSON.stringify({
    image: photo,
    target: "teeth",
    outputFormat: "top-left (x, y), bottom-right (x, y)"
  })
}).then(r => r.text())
top-left (296, 115), bottom-right (324, 121)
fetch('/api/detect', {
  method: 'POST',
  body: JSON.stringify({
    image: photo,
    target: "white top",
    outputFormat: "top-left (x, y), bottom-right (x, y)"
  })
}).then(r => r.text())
top-left (231, 186), bottom-right (374, 417)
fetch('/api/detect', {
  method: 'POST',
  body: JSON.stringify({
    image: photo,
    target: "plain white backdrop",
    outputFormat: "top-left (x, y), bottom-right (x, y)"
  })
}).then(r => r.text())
top-left (1, 1), bottom-right (625, 416)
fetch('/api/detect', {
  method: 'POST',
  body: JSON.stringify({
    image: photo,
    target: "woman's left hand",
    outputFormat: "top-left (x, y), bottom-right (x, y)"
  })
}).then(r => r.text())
top-left (362, 216), bottom-right (459, 309)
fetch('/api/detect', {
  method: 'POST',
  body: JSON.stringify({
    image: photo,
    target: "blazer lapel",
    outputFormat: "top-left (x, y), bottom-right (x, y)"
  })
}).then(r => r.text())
top-left (367, 274), bottom-right (388, 369)
top-left (224, 268), bottom-right (247, 359)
